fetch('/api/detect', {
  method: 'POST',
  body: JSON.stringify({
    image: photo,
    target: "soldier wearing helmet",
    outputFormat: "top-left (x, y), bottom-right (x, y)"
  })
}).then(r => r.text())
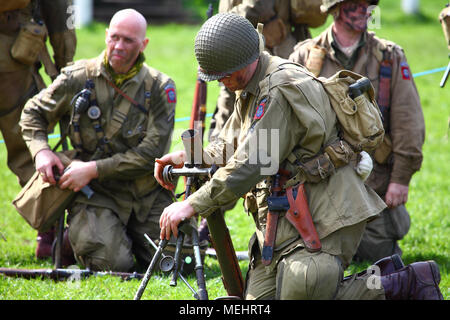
top-left (155, 13), bottom-right (443, 300)
top-left (208, 0), bottom-right (328, 143)
top-left (199, 0), bottom-right (328, 244)
top-left (290, 0), bottom-right (426, 264)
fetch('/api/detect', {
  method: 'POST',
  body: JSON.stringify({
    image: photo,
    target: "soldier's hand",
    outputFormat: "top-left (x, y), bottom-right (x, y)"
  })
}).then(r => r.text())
top-left (385, 182), bottom-right (409, 208)
top-left (58, 160), bottom-right (98, 192)
top-left (35, 149), bottom-right (65, 185)
top-left (154, 151), bottom-right (186, 190)
top-left (159, 200), bottom-right (195, 240)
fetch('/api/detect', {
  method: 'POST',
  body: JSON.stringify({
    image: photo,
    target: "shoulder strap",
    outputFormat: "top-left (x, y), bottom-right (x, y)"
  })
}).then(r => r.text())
top-left (104, 77), bottom-right (148, 114)
top-left (378, 47), bottom-right (393, 132)
top-left (105, 67), bottom-right (155, 141)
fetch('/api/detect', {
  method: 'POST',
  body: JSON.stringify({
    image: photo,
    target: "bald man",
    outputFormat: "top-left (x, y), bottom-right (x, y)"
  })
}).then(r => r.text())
top-left (20, 9), bottom-right (177, 272)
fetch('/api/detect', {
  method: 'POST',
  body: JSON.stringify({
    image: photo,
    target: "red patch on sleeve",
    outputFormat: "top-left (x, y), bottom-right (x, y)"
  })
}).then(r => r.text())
top-left (165, 85), bottom-right (176, 103)
top-left (400, 62), bottom-right (411, 80)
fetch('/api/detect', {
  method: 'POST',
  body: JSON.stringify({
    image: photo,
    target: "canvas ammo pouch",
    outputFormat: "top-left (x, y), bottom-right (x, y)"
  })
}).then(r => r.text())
top-left (286, 139), bottom-right (355, 186)
top-left (318, 70), bottom-right (385, 153)
top-left (10, 20), bottom-right (46, 66)
top-left (12, 150), bottom-right (77, 232)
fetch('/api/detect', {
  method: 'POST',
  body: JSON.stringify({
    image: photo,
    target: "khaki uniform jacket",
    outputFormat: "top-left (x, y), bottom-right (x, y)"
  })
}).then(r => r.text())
top-left (188, 52), bottom-right (385, 269)
top-left (20, 52), bottom-right (176, 224)
top-left (289, 26), bottom-right (425, 194)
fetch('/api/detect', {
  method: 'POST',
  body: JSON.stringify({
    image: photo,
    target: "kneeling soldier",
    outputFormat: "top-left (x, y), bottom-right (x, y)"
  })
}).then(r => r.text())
top-left (20, 9), bottom-right (176, 272)
top-left (155, 13), bottom-right (442, 300)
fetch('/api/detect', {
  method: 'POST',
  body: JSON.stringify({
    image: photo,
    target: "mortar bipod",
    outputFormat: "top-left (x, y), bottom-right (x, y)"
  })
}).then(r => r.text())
top-left (133, 220), bottom-right (208, 300)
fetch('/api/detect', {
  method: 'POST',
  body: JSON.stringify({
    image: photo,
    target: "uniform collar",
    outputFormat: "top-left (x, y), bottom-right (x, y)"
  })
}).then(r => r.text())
top-left (91, 51), bottom-right (147, 86)
top-left (327, 25), bottom-right (368, 69)
top-left (237, 51), bottom-right (271, 98)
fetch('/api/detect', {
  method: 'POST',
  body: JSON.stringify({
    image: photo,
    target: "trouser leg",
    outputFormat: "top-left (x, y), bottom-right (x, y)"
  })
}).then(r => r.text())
top-left (0, 69), bottom-right (36, 187)
top-left (67, 203), bottom-right (134, 272)
top-left (244, 246), bottom-right (277, 300)
top-left (127, 188), bottom-right (173, 269)
top-left (354, 205), bottom-right (410, 263)
top-left (245, 247), bottom-right (343, 300)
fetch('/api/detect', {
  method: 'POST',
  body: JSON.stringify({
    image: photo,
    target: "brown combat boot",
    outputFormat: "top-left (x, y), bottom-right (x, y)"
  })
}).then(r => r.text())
top-left (198, 217), bottom-right (210, 244)
top-left (374, 254), bottom-right (405, 276)
top-left (381, 260), bottom-right (444, 300)
top-left (52, 228), bottom-right (76, 267)
top-left (344, 254), bottom-right (405, 281)
top-left (36, 228), bottom-right (55, 259)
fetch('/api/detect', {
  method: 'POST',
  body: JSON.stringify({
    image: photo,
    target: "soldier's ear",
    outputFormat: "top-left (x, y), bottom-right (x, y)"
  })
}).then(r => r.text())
top-left (141, 38), bottom-right (149, 52)
top-left (105, 28), bottom-right (109, 44)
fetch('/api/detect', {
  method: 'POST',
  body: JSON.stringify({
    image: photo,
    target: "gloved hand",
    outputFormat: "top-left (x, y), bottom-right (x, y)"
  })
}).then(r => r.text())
top-left (355, 151), bottom-right (373, 181)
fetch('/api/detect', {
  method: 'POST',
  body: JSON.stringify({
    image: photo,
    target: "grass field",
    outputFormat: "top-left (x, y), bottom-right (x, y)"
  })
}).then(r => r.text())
top-left (0, 0), bottom-right (448, 301)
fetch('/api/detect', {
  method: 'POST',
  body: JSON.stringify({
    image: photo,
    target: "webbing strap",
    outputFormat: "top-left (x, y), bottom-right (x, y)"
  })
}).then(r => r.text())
top-left (378, 50), bottom-right (393, 132)
top-left (104, 69), bottom-right (154, 141)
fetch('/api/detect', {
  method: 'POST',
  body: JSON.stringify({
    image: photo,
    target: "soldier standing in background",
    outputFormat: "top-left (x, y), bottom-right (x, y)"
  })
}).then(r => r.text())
top-left (0, 0), bottom-right (76, 261)
top-left (289, 0), bottom-right (425, 263)
top-left (439, 4), bottom-right (449, 88)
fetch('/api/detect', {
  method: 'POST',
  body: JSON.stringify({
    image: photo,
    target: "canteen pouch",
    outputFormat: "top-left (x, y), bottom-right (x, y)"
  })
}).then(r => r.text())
top-left (319, 70), bottom-right (385, 153)
top-left (12, 150), bottom-right (77, 232)
top-left (262, 18), bottom-right (287, 49)
top-left (10, 20), bottom-right (46, 66)
top-left (290, 0), bottom-right (327, 27)
top-left (0, 0), bottom-right (30, 13)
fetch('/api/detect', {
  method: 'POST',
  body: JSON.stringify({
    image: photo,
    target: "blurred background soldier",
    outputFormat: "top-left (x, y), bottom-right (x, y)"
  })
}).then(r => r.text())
top-left (439, 4), bottom-right (449, 88)
top-left (0, 0), bottom-right (76, 261)
top-left (200, 0), bottom-right (328, 242)
top-left (289, 0), bottom-right (425, 263)
top-left (440, 4), bottom-right (450, 50)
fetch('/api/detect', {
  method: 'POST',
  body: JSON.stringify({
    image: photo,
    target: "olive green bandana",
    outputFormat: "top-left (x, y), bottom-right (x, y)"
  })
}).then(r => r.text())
top-left (104, 52), bottom-right (145, 87)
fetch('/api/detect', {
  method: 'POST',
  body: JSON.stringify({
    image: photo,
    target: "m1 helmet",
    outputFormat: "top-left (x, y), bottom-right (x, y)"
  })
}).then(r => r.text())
top-left (320, 0), bottom-right (380, 14)
top-left (195, 13), bottom-right (260, 82)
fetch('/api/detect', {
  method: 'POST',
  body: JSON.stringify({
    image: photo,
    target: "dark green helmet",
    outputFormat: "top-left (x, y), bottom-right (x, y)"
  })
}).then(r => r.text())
top-left (195, 13), bottom-right (260, 82)
top-left (320, 0), bottom-right (380, 13)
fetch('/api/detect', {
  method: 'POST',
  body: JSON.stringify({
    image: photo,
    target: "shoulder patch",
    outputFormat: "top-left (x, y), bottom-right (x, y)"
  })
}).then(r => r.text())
top-left (254, 98), bottom-right (267, 120)
top-left (164, 83), bottom-right (176, 103)
top-left (400, 62), bottom-right (411, 80)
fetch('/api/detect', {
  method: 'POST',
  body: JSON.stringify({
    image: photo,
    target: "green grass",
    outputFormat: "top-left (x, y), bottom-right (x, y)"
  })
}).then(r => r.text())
top-left (0, 0), bottom-right (449, 300)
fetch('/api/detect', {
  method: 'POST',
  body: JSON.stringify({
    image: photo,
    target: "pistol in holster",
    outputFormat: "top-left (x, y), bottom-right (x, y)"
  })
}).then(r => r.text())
top-left (262, 171), bottom-right (321, 266)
